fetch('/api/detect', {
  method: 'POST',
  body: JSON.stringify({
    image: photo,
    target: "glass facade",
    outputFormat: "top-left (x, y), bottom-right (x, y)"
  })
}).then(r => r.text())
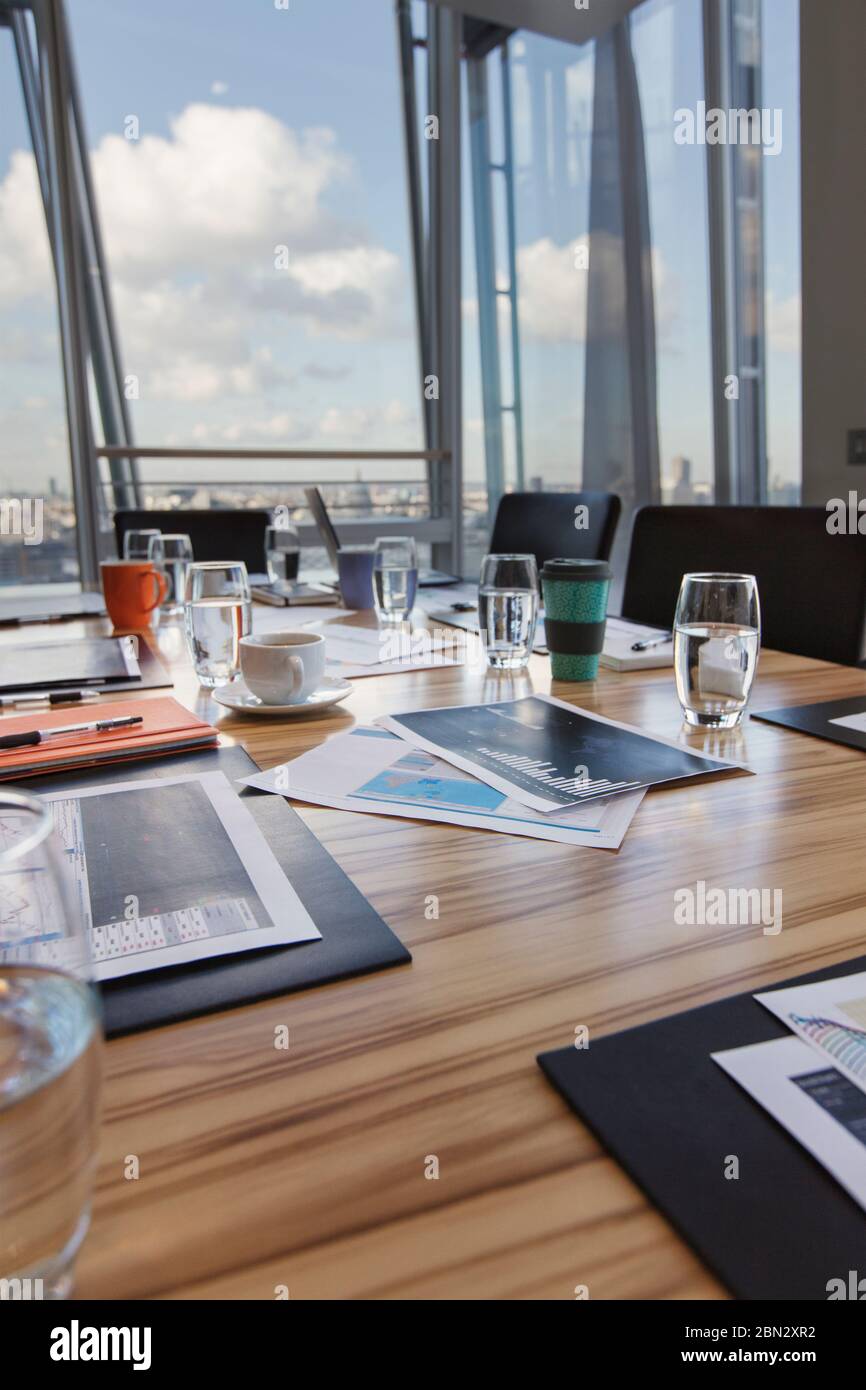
top-left (0, 0), bottom-right (804, 588)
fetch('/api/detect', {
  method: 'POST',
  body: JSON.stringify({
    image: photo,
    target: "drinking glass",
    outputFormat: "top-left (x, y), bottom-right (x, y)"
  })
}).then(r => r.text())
top-left (123, 528), bottom-right (161, 561)
top-left (0, 791), bottom-right (102, 1300)
top-left (265, 524), bottom-right (300, 590)
top-left (183, 561), bottom-right (251, 687)
top-left (673, 572), bottom-right (761, 728)
top-left (478, 553), bottom-right (539, 670)
top-left (149, 532), bottom-right (192, 618)
top-left (373, 536), bottom-right (418, 625)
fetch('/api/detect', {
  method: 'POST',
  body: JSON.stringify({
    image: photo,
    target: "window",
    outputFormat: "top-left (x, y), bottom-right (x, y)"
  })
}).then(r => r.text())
top-left (67, 0), bottom-right (425, 520)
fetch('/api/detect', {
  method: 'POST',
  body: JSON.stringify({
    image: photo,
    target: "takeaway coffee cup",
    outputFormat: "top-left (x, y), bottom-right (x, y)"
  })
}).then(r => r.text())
top-left (239, 630), bottom-right (326, 705)
top-left (540, 558), bottom-right (612, 681)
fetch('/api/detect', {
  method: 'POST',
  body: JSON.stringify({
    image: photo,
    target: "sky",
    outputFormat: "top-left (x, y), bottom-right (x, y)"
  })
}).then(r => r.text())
top-left (0, 0), bottom-right (800, 500)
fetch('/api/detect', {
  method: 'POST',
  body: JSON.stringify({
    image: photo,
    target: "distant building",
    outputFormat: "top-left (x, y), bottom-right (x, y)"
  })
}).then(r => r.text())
top-left (671, 456), bottom-right (695, 505)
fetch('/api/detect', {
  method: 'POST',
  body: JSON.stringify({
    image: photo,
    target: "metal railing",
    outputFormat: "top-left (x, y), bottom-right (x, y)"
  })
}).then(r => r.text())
top-left (93, 445), bottom-right (457, 559)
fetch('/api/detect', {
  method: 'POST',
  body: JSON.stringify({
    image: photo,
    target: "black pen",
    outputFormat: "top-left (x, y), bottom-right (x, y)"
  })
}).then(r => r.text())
top-left (0, 714), bottom-right (143, 751)
top-left (631, 632), bottom-right (673, 652)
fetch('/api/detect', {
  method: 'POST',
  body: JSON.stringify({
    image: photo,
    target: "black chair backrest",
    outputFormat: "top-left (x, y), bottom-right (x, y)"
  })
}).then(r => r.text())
top-left (488, 491), bottom-right (620, 568)
top-left (114, 509), bottom-right (271, 575)
top-left (621, 506), bottom-right (866, 666)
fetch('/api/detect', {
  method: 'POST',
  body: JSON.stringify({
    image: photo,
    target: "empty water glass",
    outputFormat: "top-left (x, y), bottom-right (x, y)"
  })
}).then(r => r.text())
top-left (0, 791), bottom-right (102, 1301)
top-left (479, 553), bottom-right (539, 670)
top-left (674, 572), bottom-right (761, 728)
top-left (265, 523), bottom-right (300, 589)
top-left (148, 532), bottom-right (192, 618)
top-left (184, 561), bottom-right (251, 687)
top-left (123, 528), bottom-right (161, 561)
top-left (373, 536), bottom-right (418, 625)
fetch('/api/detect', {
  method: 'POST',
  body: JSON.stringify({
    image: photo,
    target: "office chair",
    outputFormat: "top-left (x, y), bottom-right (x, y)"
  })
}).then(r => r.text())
top-left (621, 506), bottom-right (866, 666)
top-left (114, 509), bottom-right (271, 575)
top-left (488, 491), bottom-right (621, 568)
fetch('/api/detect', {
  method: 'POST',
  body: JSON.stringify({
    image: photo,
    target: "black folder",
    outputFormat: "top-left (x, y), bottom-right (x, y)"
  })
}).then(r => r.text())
top-left (538, 953), bottom-right (866, 1301)
top-left (753, 695), bottom-right (866, 753)
top-left (23, 745), bottom-right (410, 1037)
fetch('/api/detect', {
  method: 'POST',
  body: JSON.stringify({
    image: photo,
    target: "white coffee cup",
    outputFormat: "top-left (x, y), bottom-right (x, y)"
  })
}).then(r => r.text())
top-left (239, 630), bottom-right (326, 705)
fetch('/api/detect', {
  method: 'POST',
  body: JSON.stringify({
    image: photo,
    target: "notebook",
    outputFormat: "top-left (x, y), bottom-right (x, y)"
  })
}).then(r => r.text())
top-left (0, 696), bottom-right (218, 780)
top-left (599, 617), bottom-right (674, 671)
top-left (251, 582), bottom-right (340, 606)
top-left (0, 591), bottom-right (107, 626)
top-left (0, 636), bottom-right (140, 692)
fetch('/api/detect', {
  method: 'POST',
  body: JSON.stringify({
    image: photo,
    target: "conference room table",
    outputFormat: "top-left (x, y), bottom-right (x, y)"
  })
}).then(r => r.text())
top-left (4, 607), bottom-right (866, 1300)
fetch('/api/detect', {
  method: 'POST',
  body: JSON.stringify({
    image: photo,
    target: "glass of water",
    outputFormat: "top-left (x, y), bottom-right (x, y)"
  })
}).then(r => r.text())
top-left (373, 536), bottom-right (418, 625)
top-left (149, 532), bottom-right (192, 618)
top-left (123, 527), bottom-right (161, 561)
top-left (674, 572), bottom-right (761, 728)
top-left (265, 523), bottom-right (300, 590)
top-left (183, 560), bottom-right (252, 687)
top-left (479, 553), bottom-right (539, 670)
top-left (0, 791), bottom-right (102, 1301)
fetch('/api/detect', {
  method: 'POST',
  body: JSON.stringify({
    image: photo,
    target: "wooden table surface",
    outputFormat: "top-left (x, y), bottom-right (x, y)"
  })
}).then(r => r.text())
top-left (5, 610), bottom-right (866, 1300)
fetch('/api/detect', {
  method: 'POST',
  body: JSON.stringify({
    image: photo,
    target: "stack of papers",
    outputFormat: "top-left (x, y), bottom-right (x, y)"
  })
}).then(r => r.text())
top-left (243, 725), bottom-right (643, 849)
top-left (715, 971), bottom-right (866, 1214)
top-left (243, 692), bottom-right (741, 850)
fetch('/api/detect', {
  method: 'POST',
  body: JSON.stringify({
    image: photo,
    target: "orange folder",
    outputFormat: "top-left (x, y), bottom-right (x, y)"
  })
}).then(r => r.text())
top-left (0, 697), bottom-right (218, 781)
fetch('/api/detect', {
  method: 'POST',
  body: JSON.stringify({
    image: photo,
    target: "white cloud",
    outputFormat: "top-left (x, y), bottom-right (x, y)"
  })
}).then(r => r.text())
top-left (210, 81), bottom-right (229, 96)
top-left (509, 234), bottom-right (674, 344)
top-left (317, 400), bottom-right (417, 444)
top-left (0, 103), bottom-right (412, 403)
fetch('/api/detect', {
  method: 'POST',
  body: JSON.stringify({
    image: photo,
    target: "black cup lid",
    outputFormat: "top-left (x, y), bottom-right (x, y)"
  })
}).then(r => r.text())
top-left (540, 558), bottom-right (612, 580)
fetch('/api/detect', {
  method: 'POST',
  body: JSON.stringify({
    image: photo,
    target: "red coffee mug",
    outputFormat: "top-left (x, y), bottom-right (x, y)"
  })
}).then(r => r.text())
top-left (100, 560), bottom-right (168, 630)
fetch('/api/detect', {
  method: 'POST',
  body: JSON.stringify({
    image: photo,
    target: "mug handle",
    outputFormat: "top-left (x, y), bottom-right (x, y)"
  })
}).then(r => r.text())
top-left (139, 569), bottom-right (169, 613)
top-left (288, 654), bottom-right (304, 696)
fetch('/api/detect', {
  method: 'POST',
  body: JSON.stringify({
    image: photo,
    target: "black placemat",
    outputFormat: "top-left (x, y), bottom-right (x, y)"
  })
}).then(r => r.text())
top-left (21, 745), bottom-right (410, 1036)
top-left (538, 954), bottom-right (866, 1300)
top-left (753, 695), bottom-right (866, 753)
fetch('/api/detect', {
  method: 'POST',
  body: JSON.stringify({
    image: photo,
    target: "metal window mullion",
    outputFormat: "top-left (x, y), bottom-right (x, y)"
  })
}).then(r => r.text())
top-left (426, 3), bottom-right (461, 573)
top-left (467, 53), bottom-right (505, 518)
top-left (33, 0), bottom-right (101, 587)
top-left (703, 0), bottom-right (767, 505)
top-left (57, 0), bottom-right (139, 514)
top-left (499, 41), bottom-right (525, 491)
top-left (396, 0), bottom-right (432, 455)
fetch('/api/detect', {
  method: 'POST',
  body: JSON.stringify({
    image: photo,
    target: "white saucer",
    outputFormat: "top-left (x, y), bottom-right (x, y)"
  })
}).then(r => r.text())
top-left (212, 676), bottom-right (353, 716)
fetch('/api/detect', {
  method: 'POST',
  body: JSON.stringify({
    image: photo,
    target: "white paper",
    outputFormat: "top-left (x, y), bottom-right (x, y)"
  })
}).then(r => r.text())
top-left (829, 711), bottom-right (866, 734)
top-left (252, 604), bottom-right (352, 632)
top-left (240, 724), bottom-right (644, 849)
top-left (756, 970), bottom-right (866, 1095)
top-left (318, 622), bottom-right (463, 678)
top-left (600, 617), bottom-right (673, 671)
top-left (713, 1035), bottom-right (866, 1213)
top-left (0, 772), bottom-right (320, 981)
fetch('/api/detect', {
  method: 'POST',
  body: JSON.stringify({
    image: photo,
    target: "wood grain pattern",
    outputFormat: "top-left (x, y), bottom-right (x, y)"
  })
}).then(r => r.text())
top-left (4, 611), bottom-right (866, 1300)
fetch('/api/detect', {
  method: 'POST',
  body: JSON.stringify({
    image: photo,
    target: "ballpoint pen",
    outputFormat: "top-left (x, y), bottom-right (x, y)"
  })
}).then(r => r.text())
top-left (0, 714), bottom-right (143, 751)
top-left (0, 690), bottom-right (102, 710)
top-left (631, 632), bottom-right (673, 652)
